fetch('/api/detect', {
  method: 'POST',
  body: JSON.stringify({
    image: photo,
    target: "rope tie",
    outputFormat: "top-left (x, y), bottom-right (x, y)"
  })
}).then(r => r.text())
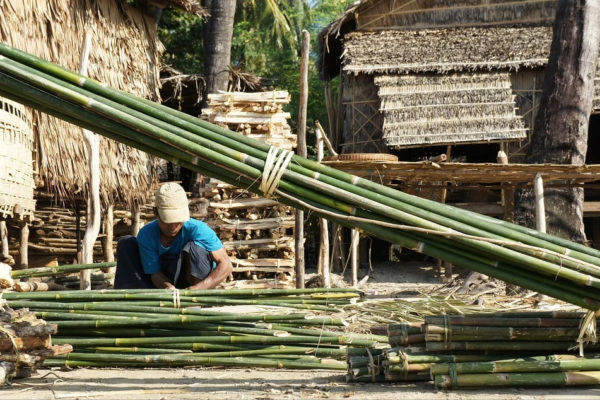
top-left (366, 347), bottom-right (377, 382)
top-left (400, 350), bottom-right (408, 380)
top-left (172, 289), bottom-right (181, 309)
top-left (444, 314), bottom-right (451, 350)
top-left (260, 146), bottom-right (293, 197)
top-left (449, 363), bottom-right (459, 388)
top-left (576, 309), bottom-right (600, 356)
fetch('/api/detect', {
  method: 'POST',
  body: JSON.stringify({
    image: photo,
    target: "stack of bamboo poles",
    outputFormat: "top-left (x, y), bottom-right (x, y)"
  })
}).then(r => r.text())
top-left (1, 43), bottom-right (600, 321)
top-left (348, 312), bottom-right (600, 388)
top-left (0, 303), bottom-right (72, 385)
top-left (10, 262), bottom-right (115, 292)
top-left (1, 288), bottom-right (390, 370)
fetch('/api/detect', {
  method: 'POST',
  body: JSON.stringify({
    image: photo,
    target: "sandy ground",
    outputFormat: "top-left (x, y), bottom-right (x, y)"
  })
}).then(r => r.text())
top-left (2, 368), bottom-right (599, 400)
top-left (1, 261), bottom-right (598, 399)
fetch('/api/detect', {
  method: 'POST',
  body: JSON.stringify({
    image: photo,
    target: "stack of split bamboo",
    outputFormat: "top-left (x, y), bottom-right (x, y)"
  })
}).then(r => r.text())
top-left (200, 91), bottom-right (296, 288)
top-left (0, 303), bottom-right (72, 385)
top-left (0, 288), bottom-right (388, 370)
top-left (1, 43), bottom-right (600, 318)
top-left (201, 91), bottom-right (295, 151)
top-left (200, 185), bottom-right (295, 288)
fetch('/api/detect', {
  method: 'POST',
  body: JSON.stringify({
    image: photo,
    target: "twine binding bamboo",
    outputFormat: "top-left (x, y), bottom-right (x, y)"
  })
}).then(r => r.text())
top-left (260, 146), bottom-right (293, 197)
top-left (172, 289), bottom-right (180, 309)
top-left (576, 309), bottom-right (600, 356)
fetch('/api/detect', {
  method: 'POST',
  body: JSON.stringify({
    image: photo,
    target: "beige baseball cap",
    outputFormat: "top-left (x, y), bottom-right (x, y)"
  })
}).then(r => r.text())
top-left (154, 182), bottom-right (190, 223)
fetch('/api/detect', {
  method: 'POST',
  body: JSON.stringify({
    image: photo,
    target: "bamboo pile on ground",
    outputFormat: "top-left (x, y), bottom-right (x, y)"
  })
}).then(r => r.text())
top-left (10, 262), bottom-right (116, 292)
top-left (1, 288), bottom-right (391, 370)
top-left (1, 42), bottom-right (600, 332)
top-left (0, 302), bottom-right (72, 385)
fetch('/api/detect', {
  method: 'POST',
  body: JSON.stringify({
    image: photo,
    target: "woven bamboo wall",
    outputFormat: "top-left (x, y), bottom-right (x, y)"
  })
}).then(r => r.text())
top-left (0, 98), bottom-right (35, 220)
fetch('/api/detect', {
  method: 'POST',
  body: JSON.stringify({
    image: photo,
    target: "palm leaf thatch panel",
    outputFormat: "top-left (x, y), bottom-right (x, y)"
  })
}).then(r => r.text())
top-left (342, 26), bottom-right (553, 75)
top-left (318, 0), bottom-right (560, 80)
top-left (0, 0), bottom-right (162, 207)
top-left (376, 72), bottom-right (527, 148)
top-left (0, 98), bottom-right (35, 220)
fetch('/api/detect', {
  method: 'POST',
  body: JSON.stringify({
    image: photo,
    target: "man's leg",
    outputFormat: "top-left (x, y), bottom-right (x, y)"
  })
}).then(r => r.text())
top-left (182, 242), bottom-right (213, 287)
top-left (114, 235), bottom-right (154, 289)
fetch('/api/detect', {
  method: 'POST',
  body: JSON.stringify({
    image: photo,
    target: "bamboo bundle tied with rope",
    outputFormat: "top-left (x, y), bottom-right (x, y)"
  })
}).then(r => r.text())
top-left (0, 41), bottom-right (600, 341)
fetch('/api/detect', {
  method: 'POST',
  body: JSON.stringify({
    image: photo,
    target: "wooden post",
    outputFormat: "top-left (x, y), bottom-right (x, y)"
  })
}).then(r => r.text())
top-left (315, 124), bottom-right (330, 288)
top-left (19, 221), bottom-right (28, 269)
top-left (350, 229), bottom-right (359, 288)
top-left (497, 149), bottom-right (514, 222)
top-left (131, 203), bottom-right (141, 237)
top-left (78, 31), bottom-right (99, 290)
top-left (295, 29), bottom-right (309, 289)
top-left (102, 203), bottom-right (115, 282)
top-left (0, 220), bottom-right (9, 261)
top-left (534, 172), bottom-right (546, 233)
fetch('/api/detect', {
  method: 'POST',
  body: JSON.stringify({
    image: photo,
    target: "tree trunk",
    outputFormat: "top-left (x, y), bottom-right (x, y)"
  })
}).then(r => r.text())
top-left (515, 0), bottom-right (600, 242)
top-left (204, 0), bottom-right (236, 94)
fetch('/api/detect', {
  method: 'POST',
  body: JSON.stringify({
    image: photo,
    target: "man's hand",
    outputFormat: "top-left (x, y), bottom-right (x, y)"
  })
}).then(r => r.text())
top-left (150, 271), bottom-right (175, 289)
top-left (186, 248), bottom-right (233, 290)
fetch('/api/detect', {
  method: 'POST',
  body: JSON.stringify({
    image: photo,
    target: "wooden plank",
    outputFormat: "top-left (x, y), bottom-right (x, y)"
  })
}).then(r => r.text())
top-left (209, 198), bottom-right (279, 209)
top-left (322, 161), bottom-right (600, 184)
top-left (231, 266), bottom-right (294, 273)
top-left (231, 258), bottom-right (295, 267)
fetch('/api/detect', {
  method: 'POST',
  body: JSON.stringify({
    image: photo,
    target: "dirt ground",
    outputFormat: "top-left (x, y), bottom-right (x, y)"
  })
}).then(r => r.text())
top-left (1, 261), bottom-right (599, 399)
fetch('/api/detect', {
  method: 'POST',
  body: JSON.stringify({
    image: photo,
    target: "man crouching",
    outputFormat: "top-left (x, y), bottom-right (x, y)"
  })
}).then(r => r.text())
top-left (114, 182), bottom-right (232, 289)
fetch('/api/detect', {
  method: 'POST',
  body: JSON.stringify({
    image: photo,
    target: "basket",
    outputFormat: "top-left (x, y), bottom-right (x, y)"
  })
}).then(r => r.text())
top-left (0, 97), bottom-right (35, 220)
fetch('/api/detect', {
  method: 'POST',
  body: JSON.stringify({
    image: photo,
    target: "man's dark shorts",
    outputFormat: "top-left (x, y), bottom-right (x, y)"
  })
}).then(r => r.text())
top-left (114, 235), bottom-right (213, 289)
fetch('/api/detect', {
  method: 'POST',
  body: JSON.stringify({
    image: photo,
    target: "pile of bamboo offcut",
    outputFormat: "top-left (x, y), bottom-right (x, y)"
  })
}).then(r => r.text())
top-left (0, 302), bottom-right (72, 385)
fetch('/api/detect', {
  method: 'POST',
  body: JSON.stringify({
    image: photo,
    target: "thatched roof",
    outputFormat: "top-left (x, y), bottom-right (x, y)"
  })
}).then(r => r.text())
top-left (376, 72), bottom-right (527, 148)
top-left (343, 26), bottom-right (553, 75)
top-left (317, 0), bottom-right (560, 80)
top-left (0, 0), bottom-right (167, 207)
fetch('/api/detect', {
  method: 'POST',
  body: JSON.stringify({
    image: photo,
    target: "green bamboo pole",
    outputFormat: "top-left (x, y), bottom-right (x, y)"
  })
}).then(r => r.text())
top-left (11, 262), bottom-right (115, 278)
top-left (50, 352), bottom-right (347, 370)
top-left (425, 316), bottom-right (589, 328)
top-left (87, 347), bottom-right (192, 354)
top-left (0, 85), bottom-right (593, 309)
top-left (51, 334), bottom-right (376, 347)
top-left (431, 358), bottom-right (600, 375)
top-left (3, 60), bottom-right (600, 286)
top-left (3, 41), bottom-right (595, 263)
top-left (425, 325), bottom-right (581, 341)
top-left (425, 341), bottom-right (600, 352)
top-left (1, 55), bottom-right (600, 310)
top-left (434, 370), bottom-right (600, 389)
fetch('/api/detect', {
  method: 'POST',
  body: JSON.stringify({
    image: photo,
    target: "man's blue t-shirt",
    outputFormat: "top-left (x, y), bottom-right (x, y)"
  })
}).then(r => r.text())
top-left (137, 218), bottom-right (223, 275)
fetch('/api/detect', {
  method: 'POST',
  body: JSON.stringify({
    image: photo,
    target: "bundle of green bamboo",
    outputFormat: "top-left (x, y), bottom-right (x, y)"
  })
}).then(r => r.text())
top-left (348, 311), bottom-right (600, 386)
top-left (2, 288), bottom-right (389, 370)
top-left (432, 355), bottom-right (600, 389)
top-left (0, 42), bottom-right (600, 316)
top-left (423, 312), bottom-right (600, 353)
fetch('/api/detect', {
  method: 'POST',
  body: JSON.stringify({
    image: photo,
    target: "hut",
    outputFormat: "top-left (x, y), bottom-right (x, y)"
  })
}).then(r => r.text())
top-left (0, 0), bottom-right (207, 266)
top-left (318, 0), bottom-right (600, 159)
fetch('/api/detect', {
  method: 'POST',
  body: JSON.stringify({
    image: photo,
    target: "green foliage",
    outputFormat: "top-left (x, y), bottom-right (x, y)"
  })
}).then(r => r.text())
top-left (157, 0), bottom-right (354, 156)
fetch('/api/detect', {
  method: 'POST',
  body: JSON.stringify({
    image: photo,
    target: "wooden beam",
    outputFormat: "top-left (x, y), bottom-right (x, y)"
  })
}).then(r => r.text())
top-left (295, 30), bottom-right (309, 289)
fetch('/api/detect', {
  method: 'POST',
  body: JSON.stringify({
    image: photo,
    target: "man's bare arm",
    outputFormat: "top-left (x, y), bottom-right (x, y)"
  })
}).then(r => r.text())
top-left (186, 248), bottom-right (232, 290)
top-left (150, 271), bottom-right (175, 289)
